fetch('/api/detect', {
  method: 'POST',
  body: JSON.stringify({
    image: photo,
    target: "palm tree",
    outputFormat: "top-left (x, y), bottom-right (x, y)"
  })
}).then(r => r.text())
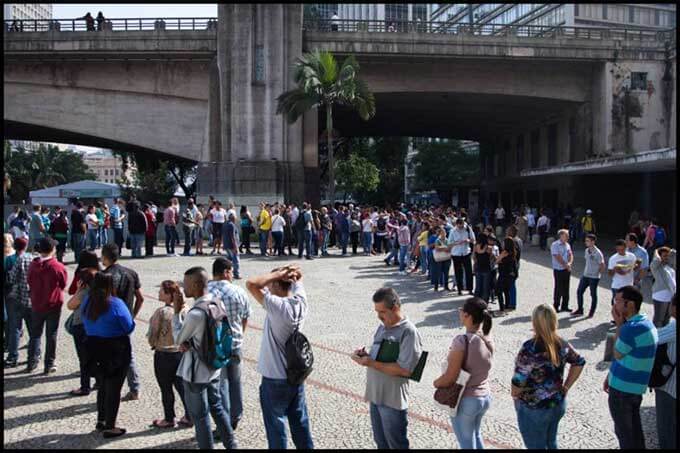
top-left (276, 50), bottom-right (375, 204)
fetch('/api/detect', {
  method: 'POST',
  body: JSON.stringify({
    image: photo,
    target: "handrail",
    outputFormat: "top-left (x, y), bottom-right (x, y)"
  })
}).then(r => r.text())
top-left (4, 17), bottom-right (218, 32)
top-left (303, 19), bottom-right (676, 42)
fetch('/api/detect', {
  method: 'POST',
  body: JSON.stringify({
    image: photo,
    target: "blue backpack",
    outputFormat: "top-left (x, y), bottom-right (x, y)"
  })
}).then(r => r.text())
top-left (654, 227), bottom-right (666, 246)
top-left (189, 299), bottom-right (232, 381)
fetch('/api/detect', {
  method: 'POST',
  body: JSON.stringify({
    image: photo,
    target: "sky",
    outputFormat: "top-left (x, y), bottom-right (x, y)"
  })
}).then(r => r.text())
top-left (52, 4), bottom-right (217, 19)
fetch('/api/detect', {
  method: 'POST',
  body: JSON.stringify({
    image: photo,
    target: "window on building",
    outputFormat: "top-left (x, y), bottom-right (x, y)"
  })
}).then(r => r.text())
top-left (629, 5), bottom-right (635, 23)
top-left (602, 4), bottom-right (608, 20)
top-left (630, 72), bottom-right (647, 90)
top-left (574, 4), bottom-right (579, 16)
top-left (254, 46), bottom-right (265, 82)
top-left (655, 9), bottom-right (660, 25)
top-left (547, 123), bottom-right (558, 167)
top-left (568, 117), bottom-right (576, 162)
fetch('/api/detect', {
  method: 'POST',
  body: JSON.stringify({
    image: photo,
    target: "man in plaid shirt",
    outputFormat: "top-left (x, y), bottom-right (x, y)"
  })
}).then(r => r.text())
top-left (5, 238), bottom-right (33, 369)
top-left (207, 257), bottom-right (251, 431)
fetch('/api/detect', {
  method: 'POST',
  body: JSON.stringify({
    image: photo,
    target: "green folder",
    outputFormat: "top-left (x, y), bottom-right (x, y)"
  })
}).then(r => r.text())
top-left (375, 339), bottom-right (428, 382)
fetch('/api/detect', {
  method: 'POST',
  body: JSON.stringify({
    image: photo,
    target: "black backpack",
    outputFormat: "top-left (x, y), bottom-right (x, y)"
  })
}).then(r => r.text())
top-left (377, 217), bottom-right (387, 231)
top-left (295, 211), bottom-right (307, 232)
top-left (277, 304), bottom-right (314, 385)
top-left (648, 343), bottom-right (675, 389)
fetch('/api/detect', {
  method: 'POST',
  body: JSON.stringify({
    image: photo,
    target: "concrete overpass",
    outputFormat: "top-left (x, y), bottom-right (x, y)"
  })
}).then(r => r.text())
top-left (4, 9), bottom-right (676, 210)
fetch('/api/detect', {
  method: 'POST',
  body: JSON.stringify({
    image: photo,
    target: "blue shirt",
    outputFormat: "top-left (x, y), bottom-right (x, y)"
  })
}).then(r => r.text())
top-left (110, 205), bottom-right (123, 229)
top-left (550, 240), bottom-right (572, 270)
top-left (627, 244), bottom-right (649, 281)
top-left (608, 313), bottom-right (658, 395)
top-left (81, 295), bottom-right (135, 338)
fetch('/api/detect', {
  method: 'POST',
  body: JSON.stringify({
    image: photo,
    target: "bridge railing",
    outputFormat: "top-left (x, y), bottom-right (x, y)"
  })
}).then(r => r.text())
top-left (4, 17), bottom-right (218, 32)
top-left (304, 19), bottom-right (675, 42)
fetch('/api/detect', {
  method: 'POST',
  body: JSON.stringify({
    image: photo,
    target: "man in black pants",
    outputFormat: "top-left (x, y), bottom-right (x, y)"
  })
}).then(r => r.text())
top-left (449, 218), bottom-right (475, 295)
top-left (551, 229), bottom-right (573, 312)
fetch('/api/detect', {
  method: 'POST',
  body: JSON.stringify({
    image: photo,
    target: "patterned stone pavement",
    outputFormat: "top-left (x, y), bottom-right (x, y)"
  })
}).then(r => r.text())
top-left (3, 242), bottom-right (662, 449)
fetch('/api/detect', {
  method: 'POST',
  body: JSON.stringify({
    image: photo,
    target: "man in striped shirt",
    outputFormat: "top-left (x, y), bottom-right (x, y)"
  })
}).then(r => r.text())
top-left (604, 285), bottom-right (658, 449)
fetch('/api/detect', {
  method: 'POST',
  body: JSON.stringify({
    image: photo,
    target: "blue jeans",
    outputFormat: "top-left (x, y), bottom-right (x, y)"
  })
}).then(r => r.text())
top-left (27, 308), bottom-right (61, 369)
top-left (385, 240), bottom-right (398, 263)
top-left (321, 229), bottom-right (330, 255)
top-left (362, 232), bottom-right (373, 254)
top-left (419, 245), bottom-right (429, 274)
top-left (87, 228), bottom-right (99, 250)
top-left (272, 231), bottom-right (284, 255)
top-left (340, 231), bottom-right (349, 255)
top-left (219, 350), bottom-right (243, 429)
top-left (71, 232), bottom-right (85, 263)
top-left (225, 249), bottom-right (240, 279)
top-left (515, 398), bottom-right (566, 449)
top-left (508, 279), bottom-right (517, 309)
top-left (130, 233), bottom-right (144, 258)
top-left (399, 245), bottom-right (409, 271)
top-left (431, 258), bottom-right (451, 288)
top-left (259, 231), bottom-right (269, 255)
top-left (259, 377), bottom-right (314, 449)
top-left (576, 276), bottom-right (599, 314)
top-left (113, 227), bottom-right (124, 253)
top-left (451, 394), bottom-right (492, 449)
top-left (655, 389), bottom-right (676, 450)
top-left (474, 271), bottom-right (492, 302)
top-left (6, 300), bottom-right (32, 363)
top-left (164, 225), bottom-right (176, 254)
top-left (298, 230), bottom-right (312, 258)
top-left (183, 226), bottom-right (194, 255)
top-left (369, 402), bottom-right (409, 449)
top-left (608, 387), bottom-right (645, 449)
top-left (183, 378), bottom-right (237, 449)
top-left (126, 334), bottom-right (140, 394)
top-left (99, 226), bottom-right (108, 247)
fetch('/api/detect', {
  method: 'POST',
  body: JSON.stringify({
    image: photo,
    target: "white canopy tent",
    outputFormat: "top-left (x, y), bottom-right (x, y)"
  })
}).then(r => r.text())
top-left (29, 180), bottom-right (122, 206)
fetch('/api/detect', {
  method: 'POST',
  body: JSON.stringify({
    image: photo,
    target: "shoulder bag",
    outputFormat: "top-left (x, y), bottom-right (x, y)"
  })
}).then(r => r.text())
top-left (434, 334), bottom-right (471, 412)
top-left (433, 241), bottom-right (451, 262)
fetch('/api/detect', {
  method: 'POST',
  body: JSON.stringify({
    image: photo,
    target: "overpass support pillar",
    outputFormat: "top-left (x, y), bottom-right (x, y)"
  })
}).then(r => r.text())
top-left (197, 4), bottom-right (306, 207)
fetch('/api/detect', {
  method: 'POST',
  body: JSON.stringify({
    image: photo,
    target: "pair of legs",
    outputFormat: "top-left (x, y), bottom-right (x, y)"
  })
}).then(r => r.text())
top-left (552, 269), bottom-right (571, 311)
top-left (451, 395), bottom-right (491, 449)
top-left (259, 377), bottom-right (314, 449)
top-left (576, 276), bottom-right (599, 316)
top-left (153, 351), bottom-right (189, 424)
top-left (452, 254), bottom-right (474, 294)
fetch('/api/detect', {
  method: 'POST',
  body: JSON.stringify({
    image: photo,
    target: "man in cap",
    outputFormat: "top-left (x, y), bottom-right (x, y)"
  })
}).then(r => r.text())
top-left (581, 209), bottom-right (597, 239)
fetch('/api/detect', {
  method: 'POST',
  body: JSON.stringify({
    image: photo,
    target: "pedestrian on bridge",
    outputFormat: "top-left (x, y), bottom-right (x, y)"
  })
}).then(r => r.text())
top-left (96, 12), bottom-right (105, 31)
top-left (79, 12), bottom-right (95, 31)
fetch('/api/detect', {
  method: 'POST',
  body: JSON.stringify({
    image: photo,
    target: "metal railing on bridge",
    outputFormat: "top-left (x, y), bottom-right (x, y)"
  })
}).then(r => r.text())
top-left (304, 19), bottom-right (676, 42)
top-left (4, 17), bottom-right (218, 32)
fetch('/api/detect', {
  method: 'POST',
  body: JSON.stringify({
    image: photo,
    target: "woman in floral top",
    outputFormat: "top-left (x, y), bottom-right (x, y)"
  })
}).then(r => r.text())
top-left (511, 304), bottom-right (585, 449)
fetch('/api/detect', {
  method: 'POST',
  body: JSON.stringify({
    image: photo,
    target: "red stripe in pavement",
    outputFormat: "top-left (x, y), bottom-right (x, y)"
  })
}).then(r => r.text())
top-left (137, 295), bottom-right (514, 449)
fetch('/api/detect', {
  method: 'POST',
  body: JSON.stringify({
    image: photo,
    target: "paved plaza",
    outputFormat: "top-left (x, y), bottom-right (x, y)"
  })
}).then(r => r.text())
top-left (3, 242), bottom-right (662, 449)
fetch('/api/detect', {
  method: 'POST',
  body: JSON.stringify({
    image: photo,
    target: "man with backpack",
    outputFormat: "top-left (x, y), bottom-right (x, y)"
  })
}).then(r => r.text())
top-left (295, 203), bottom-right (314, 260)
top-left (246, 265), bottom-right (314, 449)
top-left (173, 266), bottom-right (238, 449)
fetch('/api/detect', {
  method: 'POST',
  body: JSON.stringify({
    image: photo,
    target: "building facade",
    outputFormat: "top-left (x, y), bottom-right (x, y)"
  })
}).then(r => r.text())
top-left (79, 149), bottom-right (133, 185)
top-left (309, 4), bottom-right (429, 23)
top-left (4, 4), bottom-right (52, 21)
top-left (429, 3), bottom-right (676, 30)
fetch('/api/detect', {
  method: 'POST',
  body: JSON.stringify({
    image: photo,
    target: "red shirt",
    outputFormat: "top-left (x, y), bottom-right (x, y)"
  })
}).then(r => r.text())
top-left (145, 211), bottom-right (156, 237)
top-left (27, 256), bottom-right (68, 313)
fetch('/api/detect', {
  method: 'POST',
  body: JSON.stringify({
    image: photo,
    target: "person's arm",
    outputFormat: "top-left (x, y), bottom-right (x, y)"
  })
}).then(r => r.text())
top-left (567, 248), bottom-right (574, 267)
top-left (245, 267), bottom-right (299, 306)
top-left (67, 287), bottom-right (87, 311)
top-left (657, 321), bottom-right (677, 346)
top-left (173, 307), bottom-right (198, 345)
top-left (510, 347), bottom-right (531, 399)
top-left (132, 287), bottom-right (144, 319)
top-left (433, 347), bottom-right (464, 388)
top-left (116, 300), bottom-right (135, 335)
top-left (562, 342), bottom-right (586, 395)
top-left (598, 255), bottom-right (606, 275)
top-left (610, 310), bottom-right (630, 362)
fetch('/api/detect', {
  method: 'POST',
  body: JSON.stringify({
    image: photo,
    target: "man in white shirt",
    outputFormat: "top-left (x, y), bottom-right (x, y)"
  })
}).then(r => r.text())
top-left (608, 239), bottom-right (637, 324)
top-left (246, 265), bottom-right (314, 449)
top-left (331, 11), bottom-right (340, 31)
top-left (448, 218), bottom-right (476, 296)
top-left (494, 204), bottom-right (506, 228)
top-left (536, 210), bottom-right (550, 250)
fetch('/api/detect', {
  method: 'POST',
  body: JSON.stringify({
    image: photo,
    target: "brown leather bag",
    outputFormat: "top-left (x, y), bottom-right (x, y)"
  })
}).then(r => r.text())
top-left (434, 335), bottom-right (469, 408)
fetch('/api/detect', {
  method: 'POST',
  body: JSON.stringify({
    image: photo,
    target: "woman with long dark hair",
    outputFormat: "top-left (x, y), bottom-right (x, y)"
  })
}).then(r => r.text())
top-left (494, 237), bottom-right (518, 316)
top-left (66, 250), bottom-right (101, 396)
top-left (434, 297), bottom-right (494, 449)
top-left (81, 272), bottom-right (135, 438)
top-left (473, 233), bottom-right (493, 302)
top-left (239, 205), bottom-right (254, 254)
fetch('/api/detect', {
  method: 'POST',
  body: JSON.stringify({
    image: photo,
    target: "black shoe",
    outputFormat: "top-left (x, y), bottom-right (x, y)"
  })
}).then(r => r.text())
top-left (102, 428), bottom-right (126, 438)
top-left (434, 285), bottom-right (439, 292)
top-left (561, 307), bottom-right (571, 313)
top-left (95, 422), bottom-right (106, 431)
top-left (213, 429), bottom-right (221, 441)
top-left (458, 291), bottom-right (463, 296)
top-left (4, 360), bottom-right (17, 368)
top-left (44, 365), bottom-right (57, 375)
top-left (24, 363), bottom-right (38, 373)
top-left (570, 310), bottom-right (584, 316)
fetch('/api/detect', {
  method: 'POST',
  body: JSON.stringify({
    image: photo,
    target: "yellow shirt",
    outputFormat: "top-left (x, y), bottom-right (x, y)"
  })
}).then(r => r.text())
top-left (418, 230), bottom-right (429, 247)
top-left (582, 216), bottom-right (594, 232)
top-left (259, 209), bottom-right (272, 231)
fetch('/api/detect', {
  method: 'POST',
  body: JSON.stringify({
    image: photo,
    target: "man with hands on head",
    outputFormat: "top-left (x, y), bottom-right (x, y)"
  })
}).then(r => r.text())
top-left (246, 265), bottom-right (314, 449)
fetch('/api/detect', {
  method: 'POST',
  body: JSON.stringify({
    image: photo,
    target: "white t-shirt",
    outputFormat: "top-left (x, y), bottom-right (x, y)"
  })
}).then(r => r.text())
top-left (495, 208), bottom-right (505, 220)
top-left (608, 251), bottom-right (637, 289)
top-left (271, 215), bottom-right (286, 233)
top-left (211, 208), bottom-right (226, 224)
top-left (362, 218), bottom-right (374, 233)
top-left (86, 213), bottom-right (99, 230)
top-left (653, 266), bottom-right (675, 302)
top-left (370, 212), bottom-right (379, 222)
top-left (527, 213), bottom-right (536, 227)
top-left (226, 209), bottom-right (237, 222)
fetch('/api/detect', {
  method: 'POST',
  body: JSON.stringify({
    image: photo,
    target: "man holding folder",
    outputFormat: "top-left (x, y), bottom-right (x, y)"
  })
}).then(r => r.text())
top-left (351, 287), bottom-right (426, 449)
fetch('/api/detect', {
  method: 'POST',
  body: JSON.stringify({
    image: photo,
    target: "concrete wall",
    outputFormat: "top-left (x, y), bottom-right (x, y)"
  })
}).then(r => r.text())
top-left (4, 60), bottom-right (210, 159)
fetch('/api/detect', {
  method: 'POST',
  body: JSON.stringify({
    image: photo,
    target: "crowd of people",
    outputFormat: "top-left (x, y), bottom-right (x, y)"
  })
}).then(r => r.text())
top-left (2, 195), bottom-right (676, 449)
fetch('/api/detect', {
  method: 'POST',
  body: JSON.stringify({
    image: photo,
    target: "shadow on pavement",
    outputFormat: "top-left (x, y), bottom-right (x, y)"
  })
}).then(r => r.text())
top-left (3, 391), bottom-right (74, 409)
top-left (3, 402), bottom-right (96, 430)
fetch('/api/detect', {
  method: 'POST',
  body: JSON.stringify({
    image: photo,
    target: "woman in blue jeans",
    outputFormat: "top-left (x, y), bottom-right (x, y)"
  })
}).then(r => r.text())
top-left (432, 228), bottom-right (452, 292)
top-left (511, 304), bottom-right (585, 449)
top-left (472, 233), bottom-right (493, 302)
top-left (434, 297), bottom-right (494, 449)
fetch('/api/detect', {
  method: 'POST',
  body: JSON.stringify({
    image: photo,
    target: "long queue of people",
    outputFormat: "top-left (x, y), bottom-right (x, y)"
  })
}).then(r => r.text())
top-left (4, 233), bottom-right (675, 449)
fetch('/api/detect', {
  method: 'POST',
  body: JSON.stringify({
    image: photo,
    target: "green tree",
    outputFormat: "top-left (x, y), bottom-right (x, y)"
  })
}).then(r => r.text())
top-left (112, 150), bottom-right (197, 200)
top-left (335, 153), bottom-right (380, 202)
top-left (118, 161), bottom-right (177, 204)
top-left (276, 50), bottom-right (376, 204)
top-left (4, 141), bottom-right (97, 203)
top-left (412, 140), bottom-right (479, 204)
